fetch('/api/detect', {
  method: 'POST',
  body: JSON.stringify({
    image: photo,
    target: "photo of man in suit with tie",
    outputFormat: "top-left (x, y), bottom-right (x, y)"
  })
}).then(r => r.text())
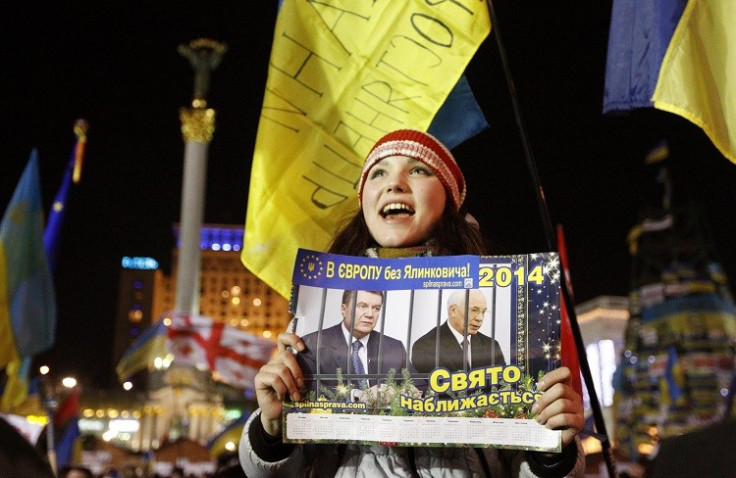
top-left (297, 289), bottom-right (412, 393)
top-left (410, 289), bottom-right (506, 373)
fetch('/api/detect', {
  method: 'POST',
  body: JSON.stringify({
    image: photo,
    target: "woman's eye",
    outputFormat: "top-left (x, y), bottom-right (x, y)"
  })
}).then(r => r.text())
top-left (369, 169), bottom-right (386, 179)
top-left (411, 166), bottom-right (432, 176)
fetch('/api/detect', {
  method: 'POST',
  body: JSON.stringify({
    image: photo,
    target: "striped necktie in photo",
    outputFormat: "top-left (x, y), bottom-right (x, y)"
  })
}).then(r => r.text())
top-left (351, 340), bottom-right (367, 388)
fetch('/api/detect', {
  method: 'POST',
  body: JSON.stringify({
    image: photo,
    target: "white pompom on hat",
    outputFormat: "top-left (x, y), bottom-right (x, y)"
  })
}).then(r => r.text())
top-left (357, 129), bottom-right (466, 210)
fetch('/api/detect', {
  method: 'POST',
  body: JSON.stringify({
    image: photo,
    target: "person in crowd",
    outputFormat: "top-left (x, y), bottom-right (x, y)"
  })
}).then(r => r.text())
top-left (240, 129), bottom-right (585, 477)
top-left (411, 288), bottom-right (506, 373)
top-left (58, 465), bottom-right (94, 478)
top-left (0, 415), bottom-right (55, 477)
top-left (297, 289), bottom-right (412, 393)
top-left (170, 466), bottom-right (185, 478)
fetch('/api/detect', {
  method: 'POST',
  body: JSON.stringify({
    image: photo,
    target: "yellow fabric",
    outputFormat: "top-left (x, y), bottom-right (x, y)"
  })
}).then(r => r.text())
top-left (243, 0), bottom-right (491, 298)
top-left (0, 243), bottom-right (20, 368)
top-left (652, 0), bottom-right (736, 164)
top-left (9, 393), bottom-right (44, 417)
top-left (0, 359), bottom-right (27, 412)
top-left (208, 420), bottom-right (245, 458)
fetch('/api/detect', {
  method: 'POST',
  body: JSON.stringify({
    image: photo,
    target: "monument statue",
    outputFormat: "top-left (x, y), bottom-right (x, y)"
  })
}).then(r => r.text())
top-left (178, 38), bottom-right (227, 104)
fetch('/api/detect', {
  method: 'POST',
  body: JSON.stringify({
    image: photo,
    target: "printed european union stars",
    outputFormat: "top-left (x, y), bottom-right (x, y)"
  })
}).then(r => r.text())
top-left (300, 253), bottom-right (324, 280)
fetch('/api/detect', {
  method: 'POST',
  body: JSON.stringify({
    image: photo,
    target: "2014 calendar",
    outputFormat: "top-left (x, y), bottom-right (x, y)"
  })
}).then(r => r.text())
top-left (282, 249), bottom-right (563, 452)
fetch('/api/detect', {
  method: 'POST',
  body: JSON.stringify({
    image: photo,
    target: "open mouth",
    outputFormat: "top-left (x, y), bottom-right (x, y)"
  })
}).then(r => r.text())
top-left (380, 203), bottom-right (415, 218)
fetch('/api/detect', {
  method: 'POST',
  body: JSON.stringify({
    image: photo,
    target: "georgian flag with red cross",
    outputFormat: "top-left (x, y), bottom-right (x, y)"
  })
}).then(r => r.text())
top-left (166, 312), bottom-right (276, 388)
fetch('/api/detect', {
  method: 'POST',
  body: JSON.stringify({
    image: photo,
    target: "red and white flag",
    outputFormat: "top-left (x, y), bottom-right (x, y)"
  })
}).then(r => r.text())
top-left (166, 312), bottom-right (276, 388)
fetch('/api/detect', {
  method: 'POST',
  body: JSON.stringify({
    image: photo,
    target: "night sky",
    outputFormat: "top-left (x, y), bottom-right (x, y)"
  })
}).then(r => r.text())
top-left (2, 1), bottom-right (735, 389)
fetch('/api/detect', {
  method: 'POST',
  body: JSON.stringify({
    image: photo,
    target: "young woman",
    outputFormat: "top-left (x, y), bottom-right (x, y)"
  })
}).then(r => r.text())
top-left (240, 129), bottom-right (586, 477)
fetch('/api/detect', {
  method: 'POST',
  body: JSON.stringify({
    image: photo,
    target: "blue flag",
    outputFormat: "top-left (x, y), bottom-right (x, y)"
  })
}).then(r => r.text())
top-left (54, 417), bottom-right (80, 469)
top-left (43, 158), bottom-right (74, 275)
top-left (45, 119), bottom-right (87, 274)
top-left (602, 0), bottom-right (687, 113)
top-left (429, 75), bottom-right (489, 150)
top-left (0, 151), bottom-right (57, 368)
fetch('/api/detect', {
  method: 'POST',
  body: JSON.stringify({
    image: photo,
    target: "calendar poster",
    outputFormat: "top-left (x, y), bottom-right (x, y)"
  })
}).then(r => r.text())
top-left (282, 249), bottom-right (563, 452)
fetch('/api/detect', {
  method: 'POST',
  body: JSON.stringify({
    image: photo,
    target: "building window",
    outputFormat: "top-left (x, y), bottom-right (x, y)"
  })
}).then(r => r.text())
top-left (128, 309), bottom-right (143, 323)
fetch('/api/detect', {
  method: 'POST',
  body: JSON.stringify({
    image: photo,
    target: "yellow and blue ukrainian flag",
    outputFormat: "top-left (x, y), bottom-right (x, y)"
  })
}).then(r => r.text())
top-left (115, 319), bottom-right (168, 382)
top-left (243, 0), bottom-right (491, 298)
top-left (0, 151), bottom-right (56, 370)
top-left (604, 0), bottom-right (736, 163)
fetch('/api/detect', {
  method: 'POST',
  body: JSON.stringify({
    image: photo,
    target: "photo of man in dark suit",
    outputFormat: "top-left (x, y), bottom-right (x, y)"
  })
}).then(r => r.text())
top-left (411, 289), bottom-right (506, 373)
top-left (297, 290), bottom-right (411, 392)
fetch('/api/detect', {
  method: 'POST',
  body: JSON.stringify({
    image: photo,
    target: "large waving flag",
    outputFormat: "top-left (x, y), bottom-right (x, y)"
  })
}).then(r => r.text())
top-left (116, 313), bottom-right (276, 388)
top-left (651, 0), bottom-right (736, 164)
top-left (0, 151), bottom-right (56, 369)
top-left (602, 0), bottom-right (687, 113)
top-left (243, 0), bottom-right (491, 298)
top-left (167, 313), bottom-right (276, 388)
top-left (604, 0), bottom-right (736, 163)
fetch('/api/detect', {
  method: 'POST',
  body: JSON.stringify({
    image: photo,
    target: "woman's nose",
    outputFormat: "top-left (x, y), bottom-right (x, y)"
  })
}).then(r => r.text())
top-left (386, 174), bottom-right (408, 193)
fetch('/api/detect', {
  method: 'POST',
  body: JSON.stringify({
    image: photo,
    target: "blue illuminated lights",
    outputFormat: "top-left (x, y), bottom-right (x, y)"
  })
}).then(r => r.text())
top-left (122, 256), bottom-right (159, 270)
top-left (173, 224), bottom-right (245, 252)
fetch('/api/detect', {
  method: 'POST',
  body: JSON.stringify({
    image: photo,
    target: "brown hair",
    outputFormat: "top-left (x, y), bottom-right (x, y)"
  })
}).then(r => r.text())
top-left (341, 290), bottom-right (385, 307)
top-left (328, 203), bottom-right (489, 256)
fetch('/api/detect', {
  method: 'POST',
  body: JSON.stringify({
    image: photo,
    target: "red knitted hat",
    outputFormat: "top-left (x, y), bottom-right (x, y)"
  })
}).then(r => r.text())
top-left (358, 129), bottom-right (466, 210)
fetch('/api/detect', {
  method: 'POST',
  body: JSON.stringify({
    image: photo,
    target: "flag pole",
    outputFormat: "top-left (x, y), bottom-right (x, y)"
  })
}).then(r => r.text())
top-left (40, 375), bottom-right (58, 475)
top-left (484, 1), bottom-right (617, 476)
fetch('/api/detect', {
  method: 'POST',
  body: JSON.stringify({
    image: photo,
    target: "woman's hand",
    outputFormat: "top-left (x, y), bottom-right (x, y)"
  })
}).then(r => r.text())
top-left (531, 366), bottom-right (584, 447)
top-left (254, 332), bottom-right (306, 437)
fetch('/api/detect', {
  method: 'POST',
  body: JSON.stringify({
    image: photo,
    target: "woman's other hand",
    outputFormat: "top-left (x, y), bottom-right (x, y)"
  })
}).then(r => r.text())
top-left (254, 332), bottom-right (306, 437)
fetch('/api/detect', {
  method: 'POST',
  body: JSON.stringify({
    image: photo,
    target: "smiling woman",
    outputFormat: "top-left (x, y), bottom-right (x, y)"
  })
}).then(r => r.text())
top-left (239, 129), bottom-right (587, 477)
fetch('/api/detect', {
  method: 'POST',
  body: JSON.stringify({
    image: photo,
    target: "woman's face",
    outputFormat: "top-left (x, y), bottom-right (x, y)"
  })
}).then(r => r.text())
top-left (361, 155), bottom-right (447, 248)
